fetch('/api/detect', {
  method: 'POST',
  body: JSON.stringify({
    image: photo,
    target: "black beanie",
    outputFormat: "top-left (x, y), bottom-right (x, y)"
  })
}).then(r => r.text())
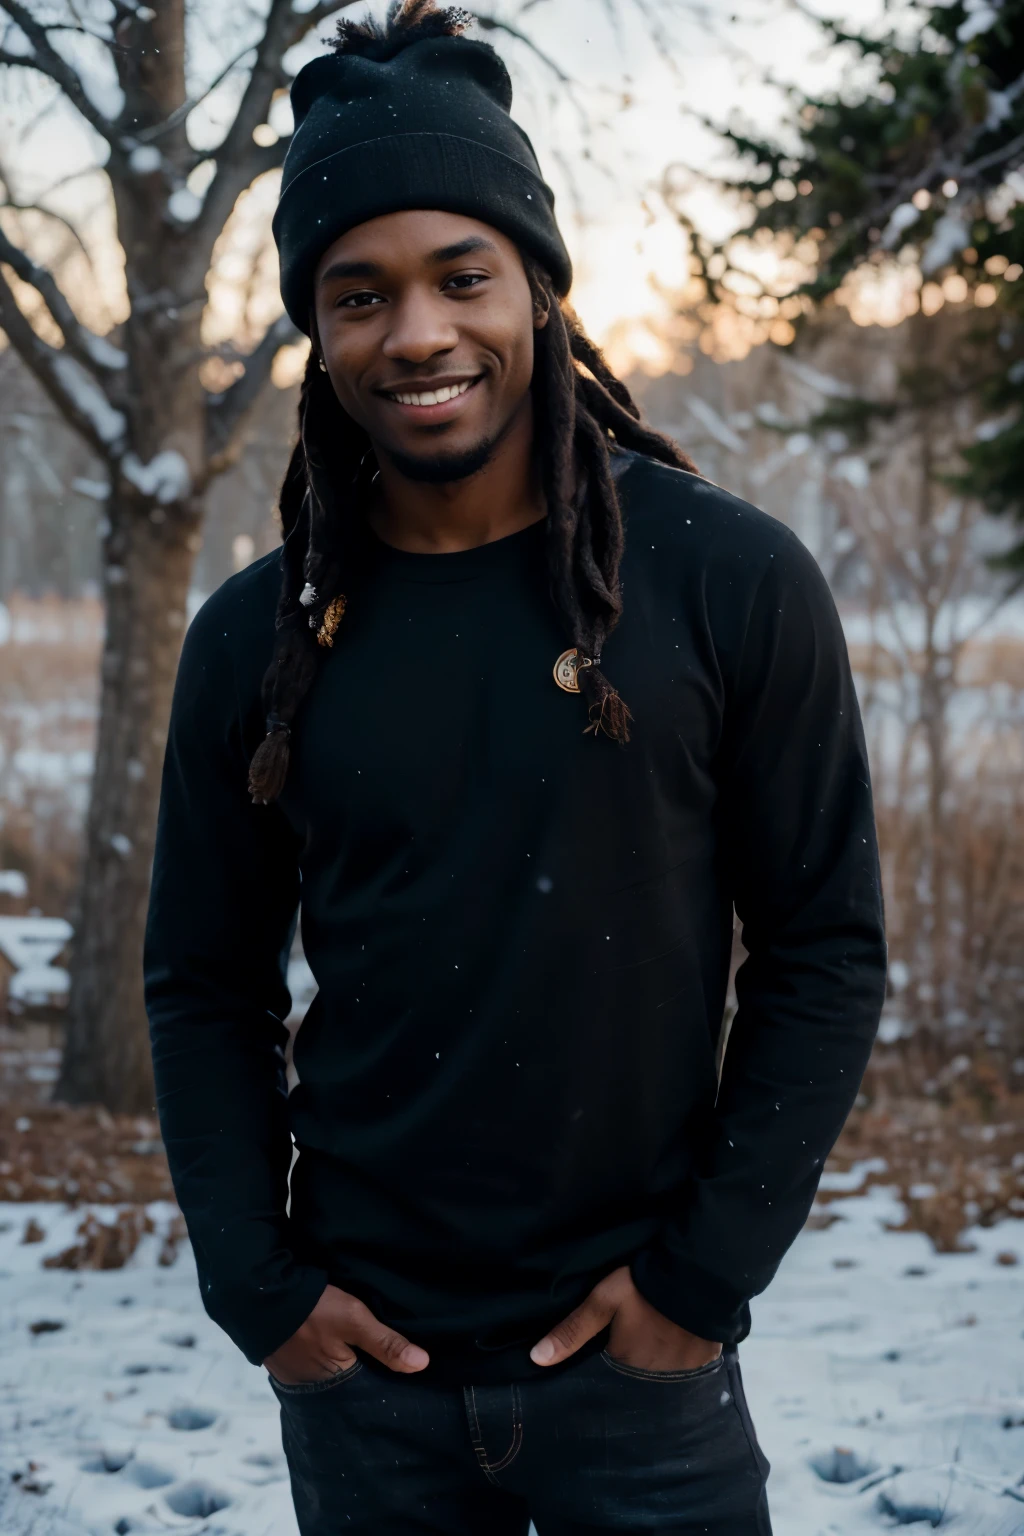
top-left (272, 32), bottom-right (572, 334)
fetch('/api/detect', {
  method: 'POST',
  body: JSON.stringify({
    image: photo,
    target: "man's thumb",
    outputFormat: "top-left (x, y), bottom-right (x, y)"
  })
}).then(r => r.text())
top-left (346, 1300), bottom-right (429, 1374)
top-left (530, 1290), bottom-right (615, 1367)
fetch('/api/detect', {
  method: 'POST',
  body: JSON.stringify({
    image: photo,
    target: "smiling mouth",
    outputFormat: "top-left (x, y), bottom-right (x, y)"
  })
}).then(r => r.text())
top-left (383, 376), bottom-right (481, 407)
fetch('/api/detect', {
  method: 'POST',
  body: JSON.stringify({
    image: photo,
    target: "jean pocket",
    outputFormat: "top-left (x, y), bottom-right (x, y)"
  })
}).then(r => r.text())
top-left (269, 1359), bottom-right (363, 1397)
top-left (599, 1349), bottom-right (725, 1383)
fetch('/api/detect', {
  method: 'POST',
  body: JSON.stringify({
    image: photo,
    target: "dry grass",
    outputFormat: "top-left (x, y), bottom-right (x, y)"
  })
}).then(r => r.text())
top-left (0, 593), bottom-right (100, 916)
top-left (826, 1045), bottom-right (1024, 1252)
top-left (875, 781), bottom-right (1024, 1050)
top-left (0, 1101), bottom-right (173, 1205)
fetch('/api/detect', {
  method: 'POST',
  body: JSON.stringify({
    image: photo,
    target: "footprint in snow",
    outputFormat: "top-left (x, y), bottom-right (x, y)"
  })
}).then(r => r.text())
top-left (875, 1470), bottom-right (974, 1529)
top-left (81, 1450), bottom-right (131, 1474)
top-left (123, 1461), bottom-right (176, 1489)
top-left (82, 1452), bottom-right (176, 1489)
top-left (164, 1479), bottom-right (232, 1517)
top-left (167, 1405), bottom-right (217, 1431)
top-left (810, 1446), bottom-right (879, 1484)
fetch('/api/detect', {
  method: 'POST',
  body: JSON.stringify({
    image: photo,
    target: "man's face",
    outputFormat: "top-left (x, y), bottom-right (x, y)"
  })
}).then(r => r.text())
top-left (312, 210), bottom-right (545, 482)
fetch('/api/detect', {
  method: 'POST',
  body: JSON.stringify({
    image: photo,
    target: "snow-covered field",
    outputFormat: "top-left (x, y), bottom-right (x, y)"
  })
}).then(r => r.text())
top-left (1, 1189), bottom-right (1023, 1535)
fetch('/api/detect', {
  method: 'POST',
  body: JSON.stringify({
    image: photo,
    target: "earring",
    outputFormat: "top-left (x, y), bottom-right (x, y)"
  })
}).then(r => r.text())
top-left (318, 357), bottom-right (327, 373)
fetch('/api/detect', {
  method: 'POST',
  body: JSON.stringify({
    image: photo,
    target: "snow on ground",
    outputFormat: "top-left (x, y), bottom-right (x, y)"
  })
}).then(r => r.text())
top-left (1, 1191), bottom-right (1023, 1535)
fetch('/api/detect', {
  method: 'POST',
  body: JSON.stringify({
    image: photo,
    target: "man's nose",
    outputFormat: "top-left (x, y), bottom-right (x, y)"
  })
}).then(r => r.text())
top-left (381, 291), bottom-right (459, 364)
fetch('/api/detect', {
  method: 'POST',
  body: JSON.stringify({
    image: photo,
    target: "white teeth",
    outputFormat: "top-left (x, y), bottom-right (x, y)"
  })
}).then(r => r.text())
top-left (391, 379), bottom-right (474, 406)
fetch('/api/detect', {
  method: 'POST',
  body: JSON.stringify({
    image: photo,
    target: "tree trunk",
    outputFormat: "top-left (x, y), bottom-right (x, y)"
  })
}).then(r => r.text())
top-left (56, 491), bottom-right (200, 1112)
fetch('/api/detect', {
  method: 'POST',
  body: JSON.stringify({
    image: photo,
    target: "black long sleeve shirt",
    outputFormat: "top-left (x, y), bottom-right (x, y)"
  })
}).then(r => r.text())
top-left (144, 449), bottom-right (886, 1382)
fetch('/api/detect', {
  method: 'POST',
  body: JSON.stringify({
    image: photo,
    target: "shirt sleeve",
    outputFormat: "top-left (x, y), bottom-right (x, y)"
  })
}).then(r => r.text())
top-left (144, 590), bottom-right (328, 1366)
top-left (631, 530), bottom-right (887, 1343)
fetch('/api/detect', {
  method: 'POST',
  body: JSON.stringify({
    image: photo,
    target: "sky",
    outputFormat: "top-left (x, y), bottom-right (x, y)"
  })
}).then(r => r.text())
top-left (0, 0), bottom-right (899, 374)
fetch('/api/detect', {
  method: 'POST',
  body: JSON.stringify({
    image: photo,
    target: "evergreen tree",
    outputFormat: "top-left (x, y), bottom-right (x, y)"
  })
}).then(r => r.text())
top-left (682, 0), bottom-right (1024, 568)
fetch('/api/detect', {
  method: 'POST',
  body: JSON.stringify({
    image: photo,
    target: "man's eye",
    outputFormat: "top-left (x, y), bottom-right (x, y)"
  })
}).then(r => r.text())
top-left (338, 292), bottom-right (384, 309)
top-left (445, 273), bottom-right (486, 291)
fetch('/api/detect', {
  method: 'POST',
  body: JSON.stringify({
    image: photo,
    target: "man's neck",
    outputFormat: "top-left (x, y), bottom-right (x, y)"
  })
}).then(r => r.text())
top-left (366, 396), bottom-right (545, 555)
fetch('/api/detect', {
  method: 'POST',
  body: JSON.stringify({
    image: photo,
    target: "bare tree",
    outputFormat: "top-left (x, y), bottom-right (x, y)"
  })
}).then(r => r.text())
top-left (0, 0), bottom-right (356, 1111)
top-left (807, 315), bottom-right (1024, 1049)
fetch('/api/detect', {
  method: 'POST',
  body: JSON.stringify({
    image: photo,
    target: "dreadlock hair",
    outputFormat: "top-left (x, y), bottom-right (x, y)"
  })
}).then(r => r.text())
top-left (331, 0), bottom-right (475, 57)
top-left (247, 5), bottom-right (699, 807)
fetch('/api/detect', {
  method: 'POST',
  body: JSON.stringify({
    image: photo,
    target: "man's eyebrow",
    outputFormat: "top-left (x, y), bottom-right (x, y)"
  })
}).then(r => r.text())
top-left (427, 236), bottom-right (499, 263)
top-left (318, 258), bottom-right (384, 285)
top-left (318, 237), bottom-right (499, 287)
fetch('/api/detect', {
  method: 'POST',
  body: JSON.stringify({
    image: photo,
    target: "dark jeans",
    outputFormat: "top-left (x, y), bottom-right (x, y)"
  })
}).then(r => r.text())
top-left (270, 1344), bottom-right (772, 1535)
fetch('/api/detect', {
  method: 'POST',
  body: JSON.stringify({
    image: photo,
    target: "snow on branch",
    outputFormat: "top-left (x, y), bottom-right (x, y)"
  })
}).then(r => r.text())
top-left (51, 354), bottom-right (127, 447)
top-left (0, 219), bottom-right (127, 374)
top-left (0, 0), bottom-right (119, 142)
top-left (0, 259), bottom-right (126, 457)
top-left (122, 449), bottom-right (192, 504)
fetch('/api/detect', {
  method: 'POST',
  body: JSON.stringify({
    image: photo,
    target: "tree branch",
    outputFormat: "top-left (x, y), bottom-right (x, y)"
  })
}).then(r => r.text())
top-left (0, 263), bottom-right (127, 458)
top-left (0, 217), bottom-right (126, 374)
top-left (0, 193), bottom-right (94, 270)
top-left (132, 41), bottom-right (259, 146)
top-left (473, 14), bottom-right (570, 83)
top-left (0, 0), bottom-right (118, 141)
top-left (284, 1), bottom-right (355, 47)
top-left (204, 311), bottom-right (300, 474)
top-left (961, 128), bottom-right (1024, 184)
top-left (188, 0), bottom-right (355, 274)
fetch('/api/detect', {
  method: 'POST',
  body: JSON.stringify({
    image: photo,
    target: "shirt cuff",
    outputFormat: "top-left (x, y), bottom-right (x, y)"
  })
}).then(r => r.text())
top-left (206, 1265), bottom-right (331, 1367)
top-left (630, 1241), bottom-right (751, 1346)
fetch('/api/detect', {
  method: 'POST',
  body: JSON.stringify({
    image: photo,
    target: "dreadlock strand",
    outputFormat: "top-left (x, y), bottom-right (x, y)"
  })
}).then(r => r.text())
top-left (574, 404), bottom-right (624, 605)
top-left (530, 273), bottom-right (579, 632)
top-left (570, 407), bottom-right (632, 742)
top-left (249, 351), bottom-right (350, 804)
top-left (563, 314), bottom-right (640, 420)
top-left (299, 362), bottom-right (354, 635)
top-left (248, 482), bottom-right (316, 804)
top-left (578, 667), bottom-right (633, 741)
top-left (528, 262), bottom-right (634, 741)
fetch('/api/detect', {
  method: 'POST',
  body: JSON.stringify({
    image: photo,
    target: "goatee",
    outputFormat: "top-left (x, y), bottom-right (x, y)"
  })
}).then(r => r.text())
top-left (381, 434), bottom-right (498, 485)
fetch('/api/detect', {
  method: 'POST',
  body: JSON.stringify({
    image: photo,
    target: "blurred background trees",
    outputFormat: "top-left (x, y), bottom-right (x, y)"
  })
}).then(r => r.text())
top-left (658, 0), bottom-right (1024, 1068)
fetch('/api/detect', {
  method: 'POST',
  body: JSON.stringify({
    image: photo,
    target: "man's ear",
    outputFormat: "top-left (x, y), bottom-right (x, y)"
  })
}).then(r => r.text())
top-left (532, 294), bottom-right (551, 331)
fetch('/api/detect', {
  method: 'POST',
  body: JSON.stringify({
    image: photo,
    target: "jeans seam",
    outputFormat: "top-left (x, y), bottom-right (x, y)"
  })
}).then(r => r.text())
top-left (485, 1384), bottom-right (523, 1473)
top-left (463, 1383), bottom-right (523, 1486)
top-left (269, 1360), bottom-right (363, 1396)
top-left (599, 1349), bottom-right (725, 1383)
top-left (726, 1352), bottom-right (772, 1522)
top-left (464, 1385), bottom-right (498, 1485)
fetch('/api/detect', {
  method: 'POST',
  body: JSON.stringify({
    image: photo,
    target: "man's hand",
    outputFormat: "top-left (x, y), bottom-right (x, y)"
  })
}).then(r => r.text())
top-left (263, 1283), bottom-right (429, 1384)
top-left (529, 1265), bottom-right (722, 1373)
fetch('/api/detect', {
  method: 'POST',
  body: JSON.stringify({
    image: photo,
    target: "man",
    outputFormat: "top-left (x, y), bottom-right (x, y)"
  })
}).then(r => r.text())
top-left (144, 4), bottom-right (887, 1533)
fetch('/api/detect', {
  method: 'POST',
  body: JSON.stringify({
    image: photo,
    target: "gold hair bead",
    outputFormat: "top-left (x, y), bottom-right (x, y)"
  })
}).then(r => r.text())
top-left (553, 648), bottom-right (592, 693)
top-left (316, 594), bottom-right (347, 648)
